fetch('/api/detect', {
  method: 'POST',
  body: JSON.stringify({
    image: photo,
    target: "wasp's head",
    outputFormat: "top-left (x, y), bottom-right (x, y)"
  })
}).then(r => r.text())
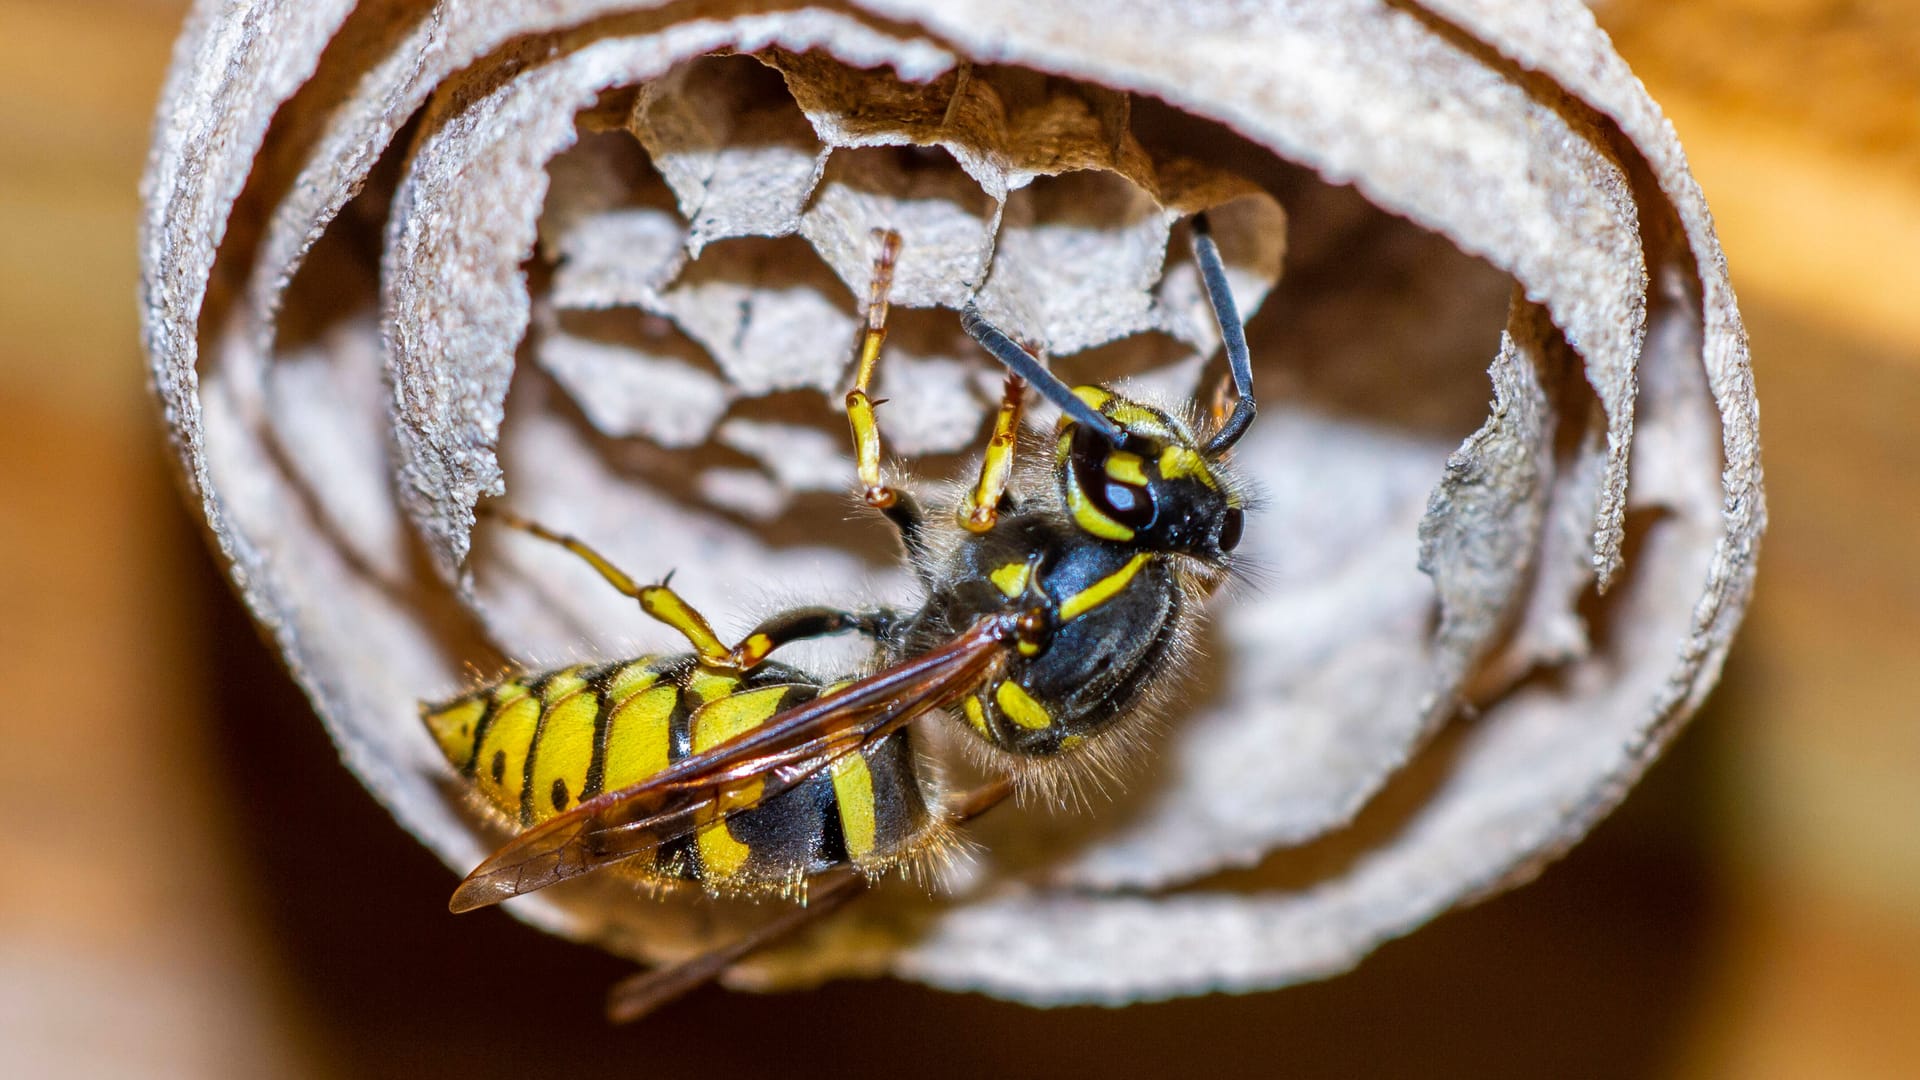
top-left (1055, 385), bottom-right (1244, 563)
top-left (962, 210), bottom-right (1256, 566)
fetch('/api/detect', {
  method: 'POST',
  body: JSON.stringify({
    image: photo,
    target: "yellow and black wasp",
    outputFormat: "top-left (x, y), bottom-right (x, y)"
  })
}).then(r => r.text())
top-left (421, 213), bottom-right (1257, 1018)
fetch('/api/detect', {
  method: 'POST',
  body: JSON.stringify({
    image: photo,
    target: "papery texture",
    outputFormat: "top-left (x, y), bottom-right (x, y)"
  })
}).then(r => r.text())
top-left (143, 0), bottom-right (1760, 1002)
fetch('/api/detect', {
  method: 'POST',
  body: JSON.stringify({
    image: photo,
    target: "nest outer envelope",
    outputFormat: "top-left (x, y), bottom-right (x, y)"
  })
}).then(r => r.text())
top-left (140, 0), bottom-right (1762, 1003)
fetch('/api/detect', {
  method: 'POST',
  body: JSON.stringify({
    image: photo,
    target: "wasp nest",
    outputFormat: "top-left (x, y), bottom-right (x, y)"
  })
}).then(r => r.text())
top-left (143, 0), bottom-right (1762, 1002)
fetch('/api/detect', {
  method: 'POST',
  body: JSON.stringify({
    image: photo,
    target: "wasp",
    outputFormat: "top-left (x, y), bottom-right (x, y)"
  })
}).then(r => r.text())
top-left (421, 214), bottom-right (1257, 1019)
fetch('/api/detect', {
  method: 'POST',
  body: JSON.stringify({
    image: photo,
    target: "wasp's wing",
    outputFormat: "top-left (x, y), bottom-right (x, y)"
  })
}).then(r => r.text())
top-left (448, 615), bottom-right (1015, 912)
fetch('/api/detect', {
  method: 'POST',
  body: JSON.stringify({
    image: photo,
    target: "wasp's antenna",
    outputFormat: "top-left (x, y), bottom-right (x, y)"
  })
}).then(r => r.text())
top-left (961, 304), bottom-right (1126, 446)
top-left (1191, 213), bottom-right (1255, 455)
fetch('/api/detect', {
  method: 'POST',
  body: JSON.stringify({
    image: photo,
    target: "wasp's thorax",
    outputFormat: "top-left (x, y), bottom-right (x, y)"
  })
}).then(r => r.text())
top-left (898, 385), bottom-right (1244, 765)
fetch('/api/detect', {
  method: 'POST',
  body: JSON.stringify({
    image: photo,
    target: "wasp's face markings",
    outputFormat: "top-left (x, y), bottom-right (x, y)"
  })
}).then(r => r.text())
top-left (1057, 388), bottom-right (1243, 566)
top-left (1081, 435), bottom-right (1156, 529)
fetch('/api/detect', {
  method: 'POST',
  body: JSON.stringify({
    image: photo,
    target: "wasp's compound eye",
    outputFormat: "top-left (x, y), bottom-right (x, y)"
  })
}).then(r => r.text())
top-left (1070, 424), bottom-right (1156, 531)
top-left (1096, 477), bottom-right (1153, 526)
top-left (1218, 506), bottom-right (1244, 552)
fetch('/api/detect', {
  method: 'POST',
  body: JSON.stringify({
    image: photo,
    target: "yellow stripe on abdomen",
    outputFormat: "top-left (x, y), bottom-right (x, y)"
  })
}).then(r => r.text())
top-left (599, 684), bottom-right (676, 794)
top-left (830, 753), bottom-right (878, 863)
top-left (473, 687), bottom-right (539, 818)
top-left (690, 685), bottom-right (793, 751)
top-left (603, 659), bottom-right (661, 702)
top-left (689, 686), bottom-right (794, 881)
top-left (528, 682), bottom-right (598, 822)
top-left (422, 696), bottom-right (486, 772)
top-left (684, 669), bottom-right (741, 706)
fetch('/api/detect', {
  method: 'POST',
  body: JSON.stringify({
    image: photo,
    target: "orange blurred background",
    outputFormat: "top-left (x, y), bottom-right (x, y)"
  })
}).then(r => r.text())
top-left (2, 1), bottom-right (1916, 1076)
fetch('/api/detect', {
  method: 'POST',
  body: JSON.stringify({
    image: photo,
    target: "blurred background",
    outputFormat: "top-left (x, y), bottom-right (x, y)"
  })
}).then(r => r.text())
top-left (1, 1), bottom-right (1915, 1076)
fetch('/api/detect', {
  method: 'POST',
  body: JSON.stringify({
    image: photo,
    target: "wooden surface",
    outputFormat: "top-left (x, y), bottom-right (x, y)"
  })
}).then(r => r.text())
top-left (0, 1), bottom-right (1915, 1076)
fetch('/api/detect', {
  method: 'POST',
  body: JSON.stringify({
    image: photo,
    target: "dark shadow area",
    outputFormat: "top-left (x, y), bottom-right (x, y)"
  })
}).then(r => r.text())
top-left (817, 143), bottom-right (996, 221)
top-left (1258, 172), bottom-right (1515, 440)
top-left (200, 504), bottom-right (1739, 1080)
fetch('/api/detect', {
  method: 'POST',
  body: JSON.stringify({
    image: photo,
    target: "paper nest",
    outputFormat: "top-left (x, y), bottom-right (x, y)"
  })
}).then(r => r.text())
top-left (141, 0), bottom-right (1762, 1003)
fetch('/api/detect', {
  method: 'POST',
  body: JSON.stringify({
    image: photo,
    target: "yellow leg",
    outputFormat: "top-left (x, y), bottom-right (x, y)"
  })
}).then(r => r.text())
top-left (961, 373), bottom-right (1025, 533)
top-left (482, 508), bottom-right (731, 665)
top-left (483, 508), bottom-right (890, 671)
top-left (845, 229), bottom-right (902, 509)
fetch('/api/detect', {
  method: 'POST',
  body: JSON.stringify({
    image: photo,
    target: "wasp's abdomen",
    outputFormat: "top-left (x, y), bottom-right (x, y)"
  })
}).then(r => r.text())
top-left (421, 656), bottom-right (936, 894)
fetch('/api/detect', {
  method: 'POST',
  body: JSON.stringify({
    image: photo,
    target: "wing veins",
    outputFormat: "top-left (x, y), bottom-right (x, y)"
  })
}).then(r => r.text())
top-left (449, 614), bottom-right (1015, 912)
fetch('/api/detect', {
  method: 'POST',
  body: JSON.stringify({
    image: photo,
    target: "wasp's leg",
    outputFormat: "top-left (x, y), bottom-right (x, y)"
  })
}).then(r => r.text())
top-left (845, 228), bottom-right (902, 510)
top-left (961, 372), bottom-right (1025, 533)
top-left (481, 508), bottom-right (738, 665)
top-left (603, 777), bottom-right (1014, 1023)
top-left (487, 509), bottom-right (901, 670)
top-left (838, 229), bottom-right (938, 583)
top-left (880, 489), bottom-right (939, 594)
top-left (606, 868), bottom-right (864, 1023)
top-left (723, 605), bottom-right (900, 669)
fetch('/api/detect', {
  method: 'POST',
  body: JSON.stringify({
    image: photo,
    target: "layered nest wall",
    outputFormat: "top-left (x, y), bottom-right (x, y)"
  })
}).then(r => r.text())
top-left (142, 0), bottom-right (1760, 1002)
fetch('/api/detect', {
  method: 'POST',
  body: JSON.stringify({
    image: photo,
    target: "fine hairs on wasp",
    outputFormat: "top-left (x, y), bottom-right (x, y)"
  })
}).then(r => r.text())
top-left (421, 211), bottom-right (1255, 1022)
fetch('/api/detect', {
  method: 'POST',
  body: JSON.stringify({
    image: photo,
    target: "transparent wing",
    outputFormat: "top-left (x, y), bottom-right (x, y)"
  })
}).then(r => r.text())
top-left (448, 614), bottom-right (1016, 912)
